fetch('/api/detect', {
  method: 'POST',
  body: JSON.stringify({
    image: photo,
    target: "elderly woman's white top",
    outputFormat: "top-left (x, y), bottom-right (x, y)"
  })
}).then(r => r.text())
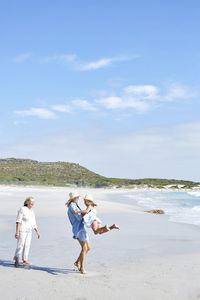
top-left (16, 206), bottom-right (37, 232)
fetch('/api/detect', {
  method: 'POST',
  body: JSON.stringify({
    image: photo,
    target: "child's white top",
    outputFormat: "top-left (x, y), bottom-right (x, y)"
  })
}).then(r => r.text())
top-left (16, 206), bottom-right (37, 232)
top-left (83, 208), bottom-right (102, 228)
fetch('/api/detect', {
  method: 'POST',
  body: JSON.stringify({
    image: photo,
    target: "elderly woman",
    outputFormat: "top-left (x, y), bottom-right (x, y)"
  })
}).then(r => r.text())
top-left (13, 197), bottom-right (40, 267)
top-left (66, 191), bottom-right (90, 274)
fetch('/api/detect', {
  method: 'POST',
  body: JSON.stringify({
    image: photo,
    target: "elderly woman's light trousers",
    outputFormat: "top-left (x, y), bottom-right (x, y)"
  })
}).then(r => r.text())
top-left (14, 232), bottom-right (32, 261)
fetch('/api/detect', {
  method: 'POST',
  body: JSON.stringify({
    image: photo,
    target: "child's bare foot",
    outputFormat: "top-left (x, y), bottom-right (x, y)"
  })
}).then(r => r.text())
top-left (23, 261), bottom-right (32, 265)
top-left (110, 224), bottom-right (120, 230)
top-left (74, 261), bottom-right (81, 271)
top-left (80, 269), bottom-right (88, 274)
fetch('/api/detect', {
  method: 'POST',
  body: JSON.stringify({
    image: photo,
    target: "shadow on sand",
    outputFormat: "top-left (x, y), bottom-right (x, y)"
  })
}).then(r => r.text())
top-left (0, 259), bottom-right (78, 275)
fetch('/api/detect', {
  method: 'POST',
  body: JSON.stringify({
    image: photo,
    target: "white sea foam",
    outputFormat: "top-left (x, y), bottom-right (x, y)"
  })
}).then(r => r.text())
top-left (188, 191), bottom-right (200, 198)
top-left (124, 190), bottom-right (200, 227)
top-left (192, 205), bottom-right (200, 211)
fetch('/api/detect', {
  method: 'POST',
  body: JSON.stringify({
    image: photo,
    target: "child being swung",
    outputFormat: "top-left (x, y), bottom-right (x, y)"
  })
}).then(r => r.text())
top-left (82, 194), bottom-right (120, 234)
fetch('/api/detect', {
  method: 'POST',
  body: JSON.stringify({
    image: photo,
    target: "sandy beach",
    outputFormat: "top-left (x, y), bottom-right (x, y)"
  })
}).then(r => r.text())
top-left (1, 186), bottom-right (200, 300)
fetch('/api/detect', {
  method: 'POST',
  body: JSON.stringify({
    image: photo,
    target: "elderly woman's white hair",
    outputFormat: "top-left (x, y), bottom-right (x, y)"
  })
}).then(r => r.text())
top-left (24, 197), bottom-right (34, 207)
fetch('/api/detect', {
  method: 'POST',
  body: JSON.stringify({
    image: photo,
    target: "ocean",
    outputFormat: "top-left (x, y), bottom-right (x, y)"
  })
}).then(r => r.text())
top-left (110, 189), bottom-right (200, 227)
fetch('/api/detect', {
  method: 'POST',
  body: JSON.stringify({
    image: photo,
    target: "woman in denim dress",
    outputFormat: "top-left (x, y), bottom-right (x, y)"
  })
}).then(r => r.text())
top-left (66, 191), bottom-right (90, 274)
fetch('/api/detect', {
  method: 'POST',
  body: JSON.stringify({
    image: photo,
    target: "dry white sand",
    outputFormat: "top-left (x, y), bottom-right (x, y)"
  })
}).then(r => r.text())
top-left (1, 186), bottom-right (200, 300)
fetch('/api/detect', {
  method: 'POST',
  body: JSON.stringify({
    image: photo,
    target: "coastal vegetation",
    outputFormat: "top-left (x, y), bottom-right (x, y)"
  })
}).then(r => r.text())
top-left (0, 158), bottom-right (199, 189)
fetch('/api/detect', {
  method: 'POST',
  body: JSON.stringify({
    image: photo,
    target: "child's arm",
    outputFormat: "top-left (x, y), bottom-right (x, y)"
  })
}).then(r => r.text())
top-left (81, 206), bottom-right (92, 216)
top-left (73, 206), bottom-right (92, 216)
top-left (73, 209), bottom-right (81, 215)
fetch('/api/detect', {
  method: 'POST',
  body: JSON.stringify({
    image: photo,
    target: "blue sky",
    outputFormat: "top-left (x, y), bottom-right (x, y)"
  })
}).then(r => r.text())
top-left (1, 0), bottom-right (200, 181)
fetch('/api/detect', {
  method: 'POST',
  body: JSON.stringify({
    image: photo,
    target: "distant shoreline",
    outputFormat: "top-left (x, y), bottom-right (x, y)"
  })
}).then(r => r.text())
top-left (0, 182), bottom-right (199, 193)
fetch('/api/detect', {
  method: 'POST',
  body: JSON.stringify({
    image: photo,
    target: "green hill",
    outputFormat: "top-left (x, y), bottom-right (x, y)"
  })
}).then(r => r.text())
top-left (0, 158), bottom-right (199, 189)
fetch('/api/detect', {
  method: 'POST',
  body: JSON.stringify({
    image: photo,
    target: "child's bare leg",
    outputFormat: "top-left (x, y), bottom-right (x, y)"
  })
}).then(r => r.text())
top-left (98, 225), bottom-right (110, 234)
top-left (91, 220), bottom-right (101, 234)
top-left (91, 221), bottom-right (110, 235)
top-left (109, 224), bottom-right (120, 230)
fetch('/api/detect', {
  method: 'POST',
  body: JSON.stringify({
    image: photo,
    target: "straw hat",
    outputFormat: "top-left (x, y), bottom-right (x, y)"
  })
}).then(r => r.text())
top-left (68, 191), bottom-right (80, 200)
top-left (84, 194), bottom-right (93, 201)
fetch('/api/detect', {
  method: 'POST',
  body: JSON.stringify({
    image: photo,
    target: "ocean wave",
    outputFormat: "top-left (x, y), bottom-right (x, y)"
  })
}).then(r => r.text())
top-left (192, 205), bottom-right (200, 211)
top-left (187, 191), bottom-right (200, 198)
top-left (122, 190), bottom-right (200, 226)
top-left (169, 217), bottom-right (200, 226)
top-left (129, 190), bottom-right (200, 227)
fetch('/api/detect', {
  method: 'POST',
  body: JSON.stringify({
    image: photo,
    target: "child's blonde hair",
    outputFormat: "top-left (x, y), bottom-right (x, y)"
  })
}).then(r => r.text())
top-left (85, 199), bottom-right (97, 207)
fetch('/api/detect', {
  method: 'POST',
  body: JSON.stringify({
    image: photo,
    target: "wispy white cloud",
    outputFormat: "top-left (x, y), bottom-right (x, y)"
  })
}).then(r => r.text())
top-left (123, 83), bottom-right (196, 103)
top-left (95, 84), bottom-right (156, 113)
top-left (79, 58), bottom-right (114, 71)
top-left (13, 83), bottom-right (198, 120)
top-left (79, 56), bottom-right (134, 71)
top-left (38, 53), bottom-right (135, 71)
top-left (96, 83), bottom-right (198, 113)
top-left (124, 85), bottom-right (159, 98)
top-left (14, 100), bottom-right (96, 121)
top-left (14, 52), bottom-right (136, 71)
top-left (96, 95), bottom-right (149, 113)
top-left (161, 83), bottom-right (197, 102)
top-left (15, 108), bottom-right (56, 119)
top-left (72, 99), bottom-right (97, 111)
top-left (52, 105), bottom-right (71, 113)
top-left (14, 52), bottom-right (32, 63)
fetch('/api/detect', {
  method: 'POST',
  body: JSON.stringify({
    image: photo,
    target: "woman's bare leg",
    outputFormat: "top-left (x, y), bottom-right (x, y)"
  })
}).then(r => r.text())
top-left (75, 239), bottom-right (90, 274)
top-left (74, 240), bottom-right (83, 270)
top-left (75, 239), bottom-right (90, 270)
top-left (74, 260), bottom-right (81, 270)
